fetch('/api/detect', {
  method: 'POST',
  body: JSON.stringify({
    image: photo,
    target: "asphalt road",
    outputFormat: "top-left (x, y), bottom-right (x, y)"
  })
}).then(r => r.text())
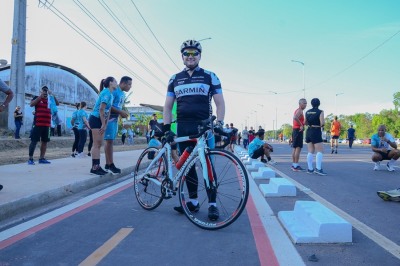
top-left (264, 142), bottom-right (400, 265)
top-left (1, 142), bottom-right (400, 265)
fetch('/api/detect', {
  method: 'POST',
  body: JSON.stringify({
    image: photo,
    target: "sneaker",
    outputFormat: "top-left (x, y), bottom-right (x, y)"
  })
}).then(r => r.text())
top-left (335, 150), bottom-right (338, 154)
top-left (174, 201), bottom-right (200, 213)
top-left (260, 158), bottom-right (267, 163)
top-left (27, 159), bottom-right (35, 165)
top-left (90, 166), bottom-right (108, 175)
top-left (268, 159), bottom-right (277, 165)
top-left (373, 162), bottom-right (380, 171)
top-left (106, 163), bottom-right (121, 174)
top-left (208, 205), bottom-right (220, 221)
top-left (387, 162), bottom-right (395, 172)
top-left (307, 168), bottom-right (314, 174)
top-left (331, 149), bottom-right (334, 154)
top-left (314, 168), bottom-right (327, 176)
top-left (38, 158), bottom-right (51, 164)
top-left (76, 153), bottom-right (87, 158)
top-left (71, 153), bottom-right (76, 158)
top-left (87, 152), bottom-right (91, 157)
top-left (292, 165), bottom-right (306, 172)
top-left (0, 184), bottom-right (3, 191)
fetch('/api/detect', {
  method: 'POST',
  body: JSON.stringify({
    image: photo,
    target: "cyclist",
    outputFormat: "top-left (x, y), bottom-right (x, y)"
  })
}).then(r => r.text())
top-left (163, 39), bottom-right (225, 221)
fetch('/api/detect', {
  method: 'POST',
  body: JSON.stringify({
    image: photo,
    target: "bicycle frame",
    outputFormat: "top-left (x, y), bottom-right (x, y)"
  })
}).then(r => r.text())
top-left (142, 130), bottom-right (213, 193)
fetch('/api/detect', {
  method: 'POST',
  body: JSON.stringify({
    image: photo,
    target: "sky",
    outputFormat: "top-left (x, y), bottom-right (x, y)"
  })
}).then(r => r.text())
top-left (1, 0), bottom-right (399, 130)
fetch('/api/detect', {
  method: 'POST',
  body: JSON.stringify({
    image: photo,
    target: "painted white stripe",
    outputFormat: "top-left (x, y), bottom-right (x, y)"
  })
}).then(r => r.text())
top-left (0, 179), bottom-right (133, 242)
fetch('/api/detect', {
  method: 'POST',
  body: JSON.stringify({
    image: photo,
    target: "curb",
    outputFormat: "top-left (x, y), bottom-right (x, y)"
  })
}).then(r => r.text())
top-left (0, 166), bottom-right (135, 222)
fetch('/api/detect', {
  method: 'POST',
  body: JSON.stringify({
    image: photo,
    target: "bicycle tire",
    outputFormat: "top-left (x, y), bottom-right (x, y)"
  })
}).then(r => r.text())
top-left (178, 148), bottom-right (249, 230)
top-left (133, 147), bottom-right (167, 210)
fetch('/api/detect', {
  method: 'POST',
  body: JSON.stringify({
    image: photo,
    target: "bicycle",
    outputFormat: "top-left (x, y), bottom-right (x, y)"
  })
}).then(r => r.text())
top-left (133, 116), bottom-right (249, 230)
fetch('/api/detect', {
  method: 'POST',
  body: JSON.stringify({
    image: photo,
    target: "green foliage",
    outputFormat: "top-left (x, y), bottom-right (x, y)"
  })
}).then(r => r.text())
top-left (281, 123), bottom-right (293, 139)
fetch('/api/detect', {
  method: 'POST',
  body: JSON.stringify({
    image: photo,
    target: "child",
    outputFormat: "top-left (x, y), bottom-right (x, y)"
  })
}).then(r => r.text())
top-left (248, 129), bottom-right (276, 165)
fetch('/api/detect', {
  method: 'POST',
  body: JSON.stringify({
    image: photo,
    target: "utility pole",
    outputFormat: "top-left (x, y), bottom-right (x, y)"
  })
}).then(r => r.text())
top-left (8, 0), bottom-right (27, 134)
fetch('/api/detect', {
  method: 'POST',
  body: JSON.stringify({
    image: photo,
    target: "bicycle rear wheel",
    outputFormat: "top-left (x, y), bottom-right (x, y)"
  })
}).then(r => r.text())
top-left (178, 149), bottom-right (249, 230)
top-left (133, 147), bottom-right (167, 210)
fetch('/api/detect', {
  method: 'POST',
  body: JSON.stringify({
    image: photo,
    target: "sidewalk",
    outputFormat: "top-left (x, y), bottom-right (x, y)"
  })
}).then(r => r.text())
top-left (0, 149), bottom-right (143, 222)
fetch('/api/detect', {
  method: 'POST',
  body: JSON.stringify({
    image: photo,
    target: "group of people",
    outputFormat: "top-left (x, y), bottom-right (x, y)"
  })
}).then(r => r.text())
top-left (288, 98), bottom-right (400, 177)
top-left (25, 76), bottom-right (132, 178)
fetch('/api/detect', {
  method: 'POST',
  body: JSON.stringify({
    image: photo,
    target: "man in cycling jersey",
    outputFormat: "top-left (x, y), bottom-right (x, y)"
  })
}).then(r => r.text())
top-left (163, 39), bottom-right (225, 221)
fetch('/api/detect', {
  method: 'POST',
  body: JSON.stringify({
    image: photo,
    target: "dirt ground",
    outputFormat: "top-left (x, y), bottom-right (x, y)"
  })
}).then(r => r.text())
top-left (0, 135), bottom-right (147, 166)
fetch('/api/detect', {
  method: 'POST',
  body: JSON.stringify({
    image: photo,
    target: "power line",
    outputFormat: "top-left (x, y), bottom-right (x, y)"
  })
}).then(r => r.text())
top-left (39, 1), bottom-right (164, 97)
top-left (130, 0), bottom-right (180, 71)
top-left (309, 28), bottom-right (400, 89)
top-left (97, 0), bottom-right (172, 78)
top-left (73, 0), bottom-right (166, 86)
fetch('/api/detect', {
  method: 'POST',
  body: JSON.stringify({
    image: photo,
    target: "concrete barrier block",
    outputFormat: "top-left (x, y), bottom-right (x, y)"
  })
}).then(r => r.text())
top-left (246, 161), bottom-right (265, 172)
top-left (243, 158), bottom-right (257, 165)
top-left (259, 178), bottom-right (296, 197)
top-left (251, 167), bottom-right (275, 179)
top-left (278, 201), bottom-right (352, 243)
top-left (240, 155), bottom-right (249, 161)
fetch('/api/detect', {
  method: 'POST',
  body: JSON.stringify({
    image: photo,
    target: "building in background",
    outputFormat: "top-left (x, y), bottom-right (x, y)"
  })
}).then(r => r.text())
top-left (0, 61), bottom-right (98, 135)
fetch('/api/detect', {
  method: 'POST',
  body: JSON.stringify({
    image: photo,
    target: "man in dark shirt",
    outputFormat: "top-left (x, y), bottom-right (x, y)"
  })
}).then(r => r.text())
top-left (163, 39), bottom-right (225, 221)
top-left (347, 124), bottom-right (356, 148)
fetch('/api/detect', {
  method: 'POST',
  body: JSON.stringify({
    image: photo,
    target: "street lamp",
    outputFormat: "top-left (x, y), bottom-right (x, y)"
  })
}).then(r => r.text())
top-left (198, 37), bottom-right (212, 42)
top-left (335, 92), bottom-right (344, 115)
top-left (291, 60), bottom-right (305, 98)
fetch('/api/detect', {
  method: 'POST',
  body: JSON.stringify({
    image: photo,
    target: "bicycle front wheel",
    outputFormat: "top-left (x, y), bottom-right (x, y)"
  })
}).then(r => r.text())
top-left (178, 149), bottom-right (249, 230)
top-left (133, 147), bottom-right (167, 210)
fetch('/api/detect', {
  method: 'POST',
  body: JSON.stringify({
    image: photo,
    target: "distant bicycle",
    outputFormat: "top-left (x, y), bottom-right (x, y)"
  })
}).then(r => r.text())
top-left (133, 116), bottom-right (249, 230)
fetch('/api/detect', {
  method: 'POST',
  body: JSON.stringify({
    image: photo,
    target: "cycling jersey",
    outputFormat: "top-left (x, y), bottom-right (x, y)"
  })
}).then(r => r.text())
top-left (167, 66), bottom-right (222, 122)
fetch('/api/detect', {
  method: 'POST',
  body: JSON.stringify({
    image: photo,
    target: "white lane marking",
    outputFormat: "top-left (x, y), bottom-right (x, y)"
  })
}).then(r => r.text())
top-left (0, 179), bottom-right (133, 242)
top-left (273, 167), bottom-right (400, 260)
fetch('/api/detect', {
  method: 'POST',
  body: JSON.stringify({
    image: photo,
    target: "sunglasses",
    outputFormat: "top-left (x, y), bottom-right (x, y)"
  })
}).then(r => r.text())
top-left (182, 51), bottom-right (200, 57)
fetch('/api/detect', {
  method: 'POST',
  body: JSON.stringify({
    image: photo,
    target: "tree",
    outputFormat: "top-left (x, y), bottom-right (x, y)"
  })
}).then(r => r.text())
top-left (393, 92), bottom-right (400, 111)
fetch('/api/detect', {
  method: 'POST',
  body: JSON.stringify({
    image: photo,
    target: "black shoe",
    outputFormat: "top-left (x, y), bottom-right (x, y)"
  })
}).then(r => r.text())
top-left (335, 150), bottom-right (337, 154)
top-left (105, 163), bottom-right (121, 174)
top-left (90, 166), bottom-right (108, 175)
top-left (174, 201), bottom-right (200, 213)
top-left (260, 158), bottom-right (267, 163)
top-left (208, 205), bottom-right (219, 221)
top-left (87, 152), bottom-right (91, 157)
top-left (331, 149), bottom-right (334, 154)
top-left (71, 153), bottom-right (75, 158)
top-left (0, 184), bottom-right (3, 191)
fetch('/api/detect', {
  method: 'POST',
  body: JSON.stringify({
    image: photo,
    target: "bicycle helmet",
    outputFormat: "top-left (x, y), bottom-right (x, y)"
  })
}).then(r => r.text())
top-left (180, 40), bottom-right (202, 53)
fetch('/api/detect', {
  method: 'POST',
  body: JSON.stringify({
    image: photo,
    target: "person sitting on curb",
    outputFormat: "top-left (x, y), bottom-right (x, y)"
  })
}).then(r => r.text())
top-left (248, 129), bottom-right (276, 165)
top-left (371, 124), bottom-right (400, 171)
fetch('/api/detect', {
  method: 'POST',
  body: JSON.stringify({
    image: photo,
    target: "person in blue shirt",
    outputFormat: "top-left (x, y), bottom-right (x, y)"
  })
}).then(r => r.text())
top-left (148, 130), bottom-right (162, 148)
top-left (104, 76), bottom-right (133, 174)
top-left (371, 124), bottom-right (400, 171)
top-left (88, 77), bottom-right (117, 175)
top-left (76, 101), bottom-right (91, 157)
top-left (70, 103), bottom-right (80, 157)
top-left (248, 129), bottom-right (276, 165)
